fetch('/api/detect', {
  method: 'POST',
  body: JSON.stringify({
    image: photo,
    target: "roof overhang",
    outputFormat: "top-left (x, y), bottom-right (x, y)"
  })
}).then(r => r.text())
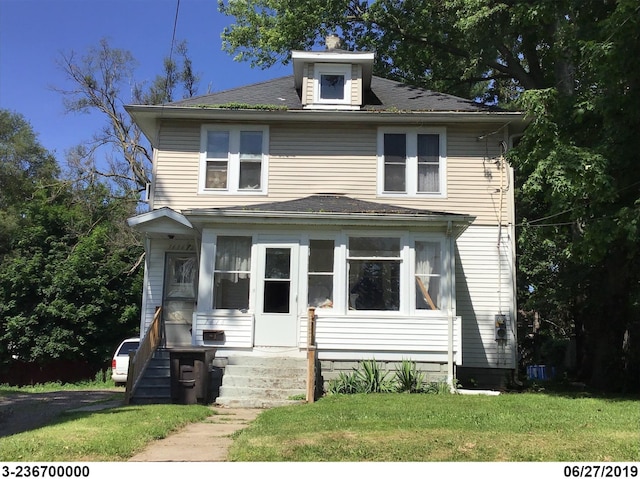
top-left (291, 50), bottom-right (376, 90)
top-left (125, 104), bottom-right (528, 148)
top-left (127, 207), bottom-right (195, 239)
top-left (182, 208), bottom-right (475, 238)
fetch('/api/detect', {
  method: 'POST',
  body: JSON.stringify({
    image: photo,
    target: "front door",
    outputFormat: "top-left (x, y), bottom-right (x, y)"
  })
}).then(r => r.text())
top-left (254, 244), bottom-right (299, 347)
top-left (162, 253), bottom-right (198, 347)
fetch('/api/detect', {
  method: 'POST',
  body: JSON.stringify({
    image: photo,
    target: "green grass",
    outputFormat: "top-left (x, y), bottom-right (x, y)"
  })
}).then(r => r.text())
top-left (1, 383), bottom-right (638, 462)
top-left (0, 403), bottom-right (212, 461)
top-left (228, 393), bottom-right (640, 462)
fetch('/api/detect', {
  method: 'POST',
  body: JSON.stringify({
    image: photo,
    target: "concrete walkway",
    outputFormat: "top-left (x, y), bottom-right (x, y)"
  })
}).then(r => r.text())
top-left (127, 407), bottom-right (263, 462)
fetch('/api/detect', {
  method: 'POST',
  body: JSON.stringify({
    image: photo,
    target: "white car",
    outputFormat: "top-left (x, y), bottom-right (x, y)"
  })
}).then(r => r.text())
top-left (111, 337), bottom-right (140, 386)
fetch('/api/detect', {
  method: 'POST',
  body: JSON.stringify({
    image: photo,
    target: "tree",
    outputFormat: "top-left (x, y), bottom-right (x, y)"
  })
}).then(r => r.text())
top-left (510, 1), bottom-right (640, 391)
top-left (219, 0), bottom-right (640, 391)
top-left (0, 109), bottom-right (143, 374)
top-left (219, 0), bottom-right (584, 102)
top-left (55, 38), bottom-right (200, 195)
top-left (0, 110), bottom-right (59, 255)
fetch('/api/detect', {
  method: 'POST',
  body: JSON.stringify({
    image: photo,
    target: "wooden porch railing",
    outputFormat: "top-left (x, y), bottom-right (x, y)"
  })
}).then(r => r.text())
top-left (306, 307), bottom-right (317, 403)
top-left (125, 306), bottom-right (162, 404)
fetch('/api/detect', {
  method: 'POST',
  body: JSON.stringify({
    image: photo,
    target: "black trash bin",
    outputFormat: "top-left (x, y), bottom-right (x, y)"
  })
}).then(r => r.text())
top-left (178, 365), bottom-right (197, 405)
top-left (170, 348), bottom-right (216, 404)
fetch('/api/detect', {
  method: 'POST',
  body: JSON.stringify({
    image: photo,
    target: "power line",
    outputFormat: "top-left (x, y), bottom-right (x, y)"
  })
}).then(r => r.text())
top-left (163, 0), bottom-right (181, 101)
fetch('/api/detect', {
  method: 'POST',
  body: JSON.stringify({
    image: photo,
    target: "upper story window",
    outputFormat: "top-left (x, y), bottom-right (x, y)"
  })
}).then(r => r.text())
top-left (377, 127), bottom-right (447, 197)
top-left (199, 125), bottom-right (268, 194)
top-left (313, 63), bottom-right (352, 107)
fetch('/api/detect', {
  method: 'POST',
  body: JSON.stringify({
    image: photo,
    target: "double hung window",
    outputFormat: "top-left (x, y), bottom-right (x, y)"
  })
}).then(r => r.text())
top-left (378, 128), bottom-right (446, 196)
top-left (213, 236), bottom-right (252, 310)
top-left (308, 240), bottom-right (335, 308)
top-left (415, 240), bottom-right (442, 310)
top-left (200, 126), bottom-right (268, 193)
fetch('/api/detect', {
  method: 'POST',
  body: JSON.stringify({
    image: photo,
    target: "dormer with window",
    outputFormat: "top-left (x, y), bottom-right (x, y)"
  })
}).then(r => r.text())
top-left (292, 35), bottom-right (374, 110)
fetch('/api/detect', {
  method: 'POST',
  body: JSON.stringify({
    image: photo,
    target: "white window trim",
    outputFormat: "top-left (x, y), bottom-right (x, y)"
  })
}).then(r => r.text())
top-left (377, 126), bottom-right (447, 198)
top-left (199, 124), bottom-right (269, 194)
top-left (309, 63), bottom-right (354, 109)
top-left (410, 236), bottom-right (447, 315)
top-left (337, 232), bottom-right (448, 316)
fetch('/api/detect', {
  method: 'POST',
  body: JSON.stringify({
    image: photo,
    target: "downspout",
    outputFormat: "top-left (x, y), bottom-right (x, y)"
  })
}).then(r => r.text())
top-left (496, 142), bottom-right (508, 366)
top-left (497, 141), bottom-right (507, 316)
top-left (192, 231), bottom-right (201, 346)
top-left (141, 236), bottom-right (152, 339)
top-left (446, 220), bottom-right (454, 386)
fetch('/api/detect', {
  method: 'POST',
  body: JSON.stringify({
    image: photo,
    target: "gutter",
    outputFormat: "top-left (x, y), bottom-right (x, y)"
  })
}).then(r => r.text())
top-left (124, 105), bottom-right (527, 147)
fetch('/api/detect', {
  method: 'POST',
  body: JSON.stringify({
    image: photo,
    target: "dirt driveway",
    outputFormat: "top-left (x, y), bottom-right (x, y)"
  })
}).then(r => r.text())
top-left (0, 389), bottom-right (123, 437)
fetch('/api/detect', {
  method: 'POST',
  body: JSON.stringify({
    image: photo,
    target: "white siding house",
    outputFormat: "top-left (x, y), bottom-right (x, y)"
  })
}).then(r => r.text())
top-left (126, 41), bottom-right (527, 398)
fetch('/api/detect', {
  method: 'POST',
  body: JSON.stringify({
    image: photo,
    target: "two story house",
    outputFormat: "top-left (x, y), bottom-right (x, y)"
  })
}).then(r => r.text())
top-left (125, 37), bottom-right (527, 405)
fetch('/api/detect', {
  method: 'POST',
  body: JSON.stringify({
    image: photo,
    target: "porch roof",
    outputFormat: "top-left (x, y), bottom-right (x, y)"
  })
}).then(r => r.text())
top-left (126, 207), bottom-right (196, 239)
top-left (182, 195), bottom-right (475, 235)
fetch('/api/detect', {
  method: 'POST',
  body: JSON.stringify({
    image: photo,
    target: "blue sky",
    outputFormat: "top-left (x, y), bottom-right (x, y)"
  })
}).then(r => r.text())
top-left (0, 0), bottom-right (289, 161)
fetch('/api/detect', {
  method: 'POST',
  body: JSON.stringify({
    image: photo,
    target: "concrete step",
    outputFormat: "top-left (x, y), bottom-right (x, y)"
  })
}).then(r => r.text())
top-left (214, 355), bottom-right (309, 407)
top-left (214, 396), bottom-right (305, 409)
top-left (218, 384), bottom-right (305, 399)
top-left (224, 364), bottom-right (306, 377)
top-left (225, 356), bottom-right (307, 368)
top-left (220, 373), bottom-right (305, 390)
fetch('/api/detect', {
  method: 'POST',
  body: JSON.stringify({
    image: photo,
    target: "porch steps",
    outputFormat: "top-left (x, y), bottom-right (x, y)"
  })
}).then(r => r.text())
top-left (214, 355), bottom-right (307, 408)
top-left (128, 349), bottom-right (172, 405)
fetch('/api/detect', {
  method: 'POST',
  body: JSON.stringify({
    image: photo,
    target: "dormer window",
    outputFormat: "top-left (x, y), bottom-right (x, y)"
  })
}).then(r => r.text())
top-left (320, 74), bottom-right (345, 100)
top-left (292, 46), bottom-right (373, 110)
top-left (314, 64), bottom-right (352, 107)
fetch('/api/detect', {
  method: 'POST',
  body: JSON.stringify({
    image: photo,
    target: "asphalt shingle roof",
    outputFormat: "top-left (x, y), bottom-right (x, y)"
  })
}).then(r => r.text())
top-left (169, 75), bottom-right (497, 113)
top-left (190, 195), bottom-right (463, 217)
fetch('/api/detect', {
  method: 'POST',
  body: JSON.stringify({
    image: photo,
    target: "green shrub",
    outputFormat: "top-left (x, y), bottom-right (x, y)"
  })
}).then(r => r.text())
top-left (354, 360), bottom-right (394, 393)
top-left (327, 360), bottom-right (455, 396)
top-left (394, 359), bottom-right (426, 393)
top-left (327, 371), bottom-right (361, 394)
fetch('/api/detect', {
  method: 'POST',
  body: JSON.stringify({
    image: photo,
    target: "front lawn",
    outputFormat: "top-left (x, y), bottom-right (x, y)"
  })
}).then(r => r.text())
top-left (228, 392), bottom-right (640, 462)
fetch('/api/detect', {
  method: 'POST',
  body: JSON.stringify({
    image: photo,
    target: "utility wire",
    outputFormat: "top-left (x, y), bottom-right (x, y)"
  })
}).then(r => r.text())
top-left (164, 0), bottom-right (181, 101)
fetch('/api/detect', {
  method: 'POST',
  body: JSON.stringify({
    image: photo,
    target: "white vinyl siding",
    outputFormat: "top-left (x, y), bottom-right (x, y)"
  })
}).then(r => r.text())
top-left (152, 121), bottom-right (510, 226)
top-left (194, 313), bottom-right (254, 348)
top-left (455, 224), bottom-right (516, 368)
top-left (309, 314), bottom-right (461, 364)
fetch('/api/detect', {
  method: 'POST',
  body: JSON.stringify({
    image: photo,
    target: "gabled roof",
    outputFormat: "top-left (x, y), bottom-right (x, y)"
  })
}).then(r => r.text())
top-left (169, 75), bottom-right (497, 113)
top-left (127, 207), bottom-right (195, 238)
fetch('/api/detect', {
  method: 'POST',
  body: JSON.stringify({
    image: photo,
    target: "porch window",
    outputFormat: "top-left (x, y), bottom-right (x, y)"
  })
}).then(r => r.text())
top-left (415, 241), bottom-right (442, 310)
top-left (213, 236), bottom-right (252, 310)
top-left (378, 128), bottom-right (446, 196)
top-left (308, 239), bottom-right (334, 308)
top-left (200, 126), bottom-right (268, 193)
top-left (348, 237), bottom-right (401, 311)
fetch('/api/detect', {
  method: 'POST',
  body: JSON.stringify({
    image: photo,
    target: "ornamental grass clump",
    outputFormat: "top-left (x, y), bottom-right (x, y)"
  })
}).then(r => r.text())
top-left (354, 360), bottom-right (395, 393)
top-left (394, 359), bottom-right (425, 393)
top-left (327, 359), bottom-right (452, 395)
